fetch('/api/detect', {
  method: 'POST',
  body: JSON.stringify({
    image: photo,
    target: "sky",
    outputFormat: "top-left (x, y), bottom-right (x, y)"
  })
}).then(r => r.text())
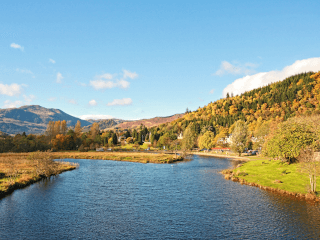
top-left (1, 0), bottom-right (320, 120)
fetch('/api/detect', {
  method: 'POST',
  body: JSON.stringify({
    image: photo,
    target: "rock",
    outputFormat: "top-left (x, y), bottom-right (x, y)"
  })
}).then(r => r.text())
top-left (274, 179), bottom-right (282, 183)
top-left (305, 193), bottom-right (317, 200)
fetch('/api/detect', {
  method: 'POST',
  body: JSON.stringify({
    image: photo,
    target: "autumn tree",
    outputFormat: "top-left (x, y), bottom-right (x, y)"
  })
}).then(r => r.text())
top-left (265, 118), bottom-right (316, 163)
top-left (90, 122), bottom-right (100, 140)
top-left (61, 120), bottom-right (67, 135)
top-left (74, 120), bottom-right (81, 138)
top-left (230, 120), bottom-right (248, 156)
top-left (198, 131), bottom-right (214, 150)
top-left (181, 125), bottom-right (196, 152)
top-left (54, 121), bottom-right (61, 137)
top-left (253, 120), bottom-right (272, 150)
top-left (46, 121), bottom-right (55, 141)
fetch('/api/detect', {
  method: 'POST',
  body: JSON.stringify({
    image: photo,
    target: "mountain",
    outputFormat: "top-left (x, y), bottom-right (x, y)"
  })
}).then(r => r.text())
top-left (116, 114), bottom-right (184, 129)
top-left (82, 119), bottom-right (124, 132)
top-left (0, 105), bottom-right (91, 135)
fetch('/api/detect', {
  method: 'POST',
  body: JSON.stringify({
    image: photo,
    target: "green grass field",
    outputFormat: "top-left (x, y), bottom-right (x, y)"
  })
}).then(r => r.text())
top-left (232, 160), bottom-right (315, 195)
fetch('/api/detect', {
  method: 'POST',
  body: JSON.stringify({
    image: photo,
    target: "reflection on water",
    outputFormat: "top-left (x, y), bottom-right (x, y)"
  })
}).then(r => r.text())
top-left (1, 155), bottom-right (320, 239)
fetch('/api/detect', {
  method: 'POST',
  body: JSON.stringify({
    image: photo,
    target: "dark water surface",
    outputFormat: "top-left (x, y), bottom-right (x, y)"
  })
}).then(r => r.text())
top-left (1, 155), bottom-right (320, 239)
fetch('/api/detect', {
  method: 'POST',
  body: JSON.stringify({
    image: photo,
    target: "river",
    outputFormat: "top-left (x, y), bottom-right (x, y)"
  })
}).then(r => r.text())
top-left (1, 155), bottom-right (320, 239)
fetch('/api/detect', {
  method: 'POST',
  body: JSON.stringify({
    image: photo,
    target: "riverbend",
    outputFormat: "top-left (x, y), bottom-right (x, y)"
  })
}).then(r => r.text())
top-left (1, 155), bottom-right (320, 239)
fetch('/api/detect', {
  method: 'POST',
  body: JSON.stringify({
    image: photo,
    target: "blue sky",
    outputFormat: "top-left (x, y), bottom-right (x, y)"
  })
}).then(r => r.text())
top-left (1, 0), bottom-right (320, 120)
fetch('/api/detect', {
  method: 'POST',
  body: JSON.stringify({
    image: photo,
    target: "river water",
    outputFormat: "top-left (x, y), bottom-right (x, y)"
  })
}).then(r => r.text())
top-left (1, 155), bottom-right (320, 239)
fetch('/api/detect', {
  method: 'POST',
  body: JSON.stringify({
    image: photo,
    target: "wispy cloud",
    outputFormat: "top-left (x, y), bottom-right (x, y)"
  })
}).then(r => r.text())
top-left (107, 98), bottom-right (132, 106)
top-left (89, 99), bottom-right (97, 106)
top-left (56, 72), bottom-right (63, 83)
top-left (2, 94), bottom-right (36, 108)
top-left (68, 99), bottom-right (77, 105)
top-left (215, 61), bottom-right (258, 76)
top-left (10, 43), bottom-right (24, 51)
top-left (90, 79), bottom-right (130, 90)
top-left (90, 70), bottom-right (137, 90)
top-left (3, 100), bottom-right (24, 108)
top-left (0, 83), bottom-right (24, 96)
top-left (79, 114), bottom-right (113, 120)
top-left (48, 97), bottom-right (56, 102)
top-left (49, 59), bottom-right (56, 64)
top-left (223, 57), bottom-right (320, 97)
top-left (16, 68), bottom-right (33, 74)
top-left (209, 89), bottom-right (214, 94)
top-left (23, 94), bottom-right (36, 103)
top-left (123, 69), bottom-right (138, 79)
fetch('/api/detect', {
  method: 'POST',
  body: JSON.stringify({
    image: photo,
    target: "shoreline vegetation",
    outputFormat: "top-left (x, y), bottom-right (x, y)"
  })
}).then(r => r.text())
top-left (0, 152), bottom-right (78, 199)
top-left (220, 158), bottom-right (320, 202)
top-left (50, 151), bottom-right (184, 164)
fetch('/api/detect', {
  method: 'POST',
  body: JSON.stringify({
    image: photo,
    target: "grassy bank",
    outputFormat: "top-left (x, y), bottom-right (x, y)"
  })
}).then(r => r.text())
top-left (50, 151), bottom-right (183, 164)
top-left (221, 159), bottom-right (319, 201)
top-left (191, 151), bottom-right (271, 161)
top-left (0, 152), bottom-right (78, 198)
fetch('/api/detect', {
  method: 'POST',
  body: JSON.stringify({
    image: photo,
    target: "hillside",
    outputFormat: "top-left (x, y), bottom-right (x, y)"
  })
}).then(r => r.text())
top-left (0, 105), bottom-right (91, 135)
top-left (116, 114), bottom-right (184, 129)
top-left (82, 119), bottom-right (124, 132)
top-left (153, 71), bottom-right (320, 137)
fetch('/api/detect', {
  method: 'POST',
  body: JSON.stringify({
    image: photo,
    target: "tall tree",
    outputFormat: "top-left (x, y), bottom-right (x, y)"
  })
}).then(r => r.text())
top-left (230, 120), bottom-right (248, 156)
top-left (61, 120), bottom-right (67, 135)
top-left (46, 121), bottom-right (55, 140)
top-left (181, 126), bottom-right (196, 152)
top-left (54, 121), bottom-right (61, 137)
top-left (198, 131), bottom-right (215, 150)
top-left (74, 120), bottom-right (81, 138)
top-left (112, 133), bottom-right (118, 145)
top-left (90, 122), bottom-right (100, 140)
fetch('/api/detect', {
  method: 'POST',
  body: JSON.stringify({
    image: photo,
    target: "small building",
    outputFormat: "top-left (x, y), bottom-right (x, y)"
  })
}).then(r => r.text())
top-left (177, 132), bottom-right (183, 140)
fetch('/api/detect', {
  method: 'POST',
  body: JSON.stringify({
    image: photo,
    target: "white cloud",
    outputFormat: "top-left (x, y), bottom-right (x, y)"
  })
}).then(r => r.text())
top-left (10, 43), bottom-right (24, 51)
top-left (89, 99), bottom-right (97, 106)
top-left (107, 98), bottom-right (133, 106)
top-left (49, 59), bottom-right (56, 64)
top-left (79, 114), bottom-right (113, 120)
top-left (68, 99), bottom-right (77, 105)
top-left (215, 61), bottom-right (257, 76)
top-left (16, 68), bottom-right (33, 74)
top-left (89, 70), bottom-right (138, 90)
top-left (223, 57), bottom-right (320, 97)
top-left (99, 73), bottom-right (113, 80)
top-left (48, 97), bottom-right (56, 102)
top-left (56, 72), bottom-right (63, 83)
top-left (209, 89), bottom-right (214, 94)
top-left (3, 100), bottom-right (24, 108)
top-left (90, 79), bottom-right (130, 90)
top-left (0, 83), bottom-right (23, 96)
top-left (23, 94), bottom-right (36, 103)
top-left (123, 69), bottom-right (138, 79)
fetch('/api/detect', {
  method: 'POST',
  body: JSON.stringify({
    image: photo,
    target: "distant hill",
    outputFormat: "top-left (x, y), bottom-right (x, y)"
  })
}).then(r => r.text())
top-left (116, 114), bottom-right (184, 129)
top-left (82, 119), bottom-right (124, 132)
top-left (0, 105), bottom-right (91, 135)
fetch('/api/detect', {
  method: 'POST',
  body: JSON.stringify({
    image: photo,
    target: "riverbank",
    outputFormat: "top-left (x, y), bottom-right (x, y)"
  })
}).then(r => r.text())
top-left (50, 151), bottom-right (184, 164)
top-left (191, 151), bottom-right (250, 161)
top-left (190, 151), bottom-right (272, 161)
top-left (221, 159), bottom-right (320, 201)
top-left (0, 152), bottom-right (78, 199)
